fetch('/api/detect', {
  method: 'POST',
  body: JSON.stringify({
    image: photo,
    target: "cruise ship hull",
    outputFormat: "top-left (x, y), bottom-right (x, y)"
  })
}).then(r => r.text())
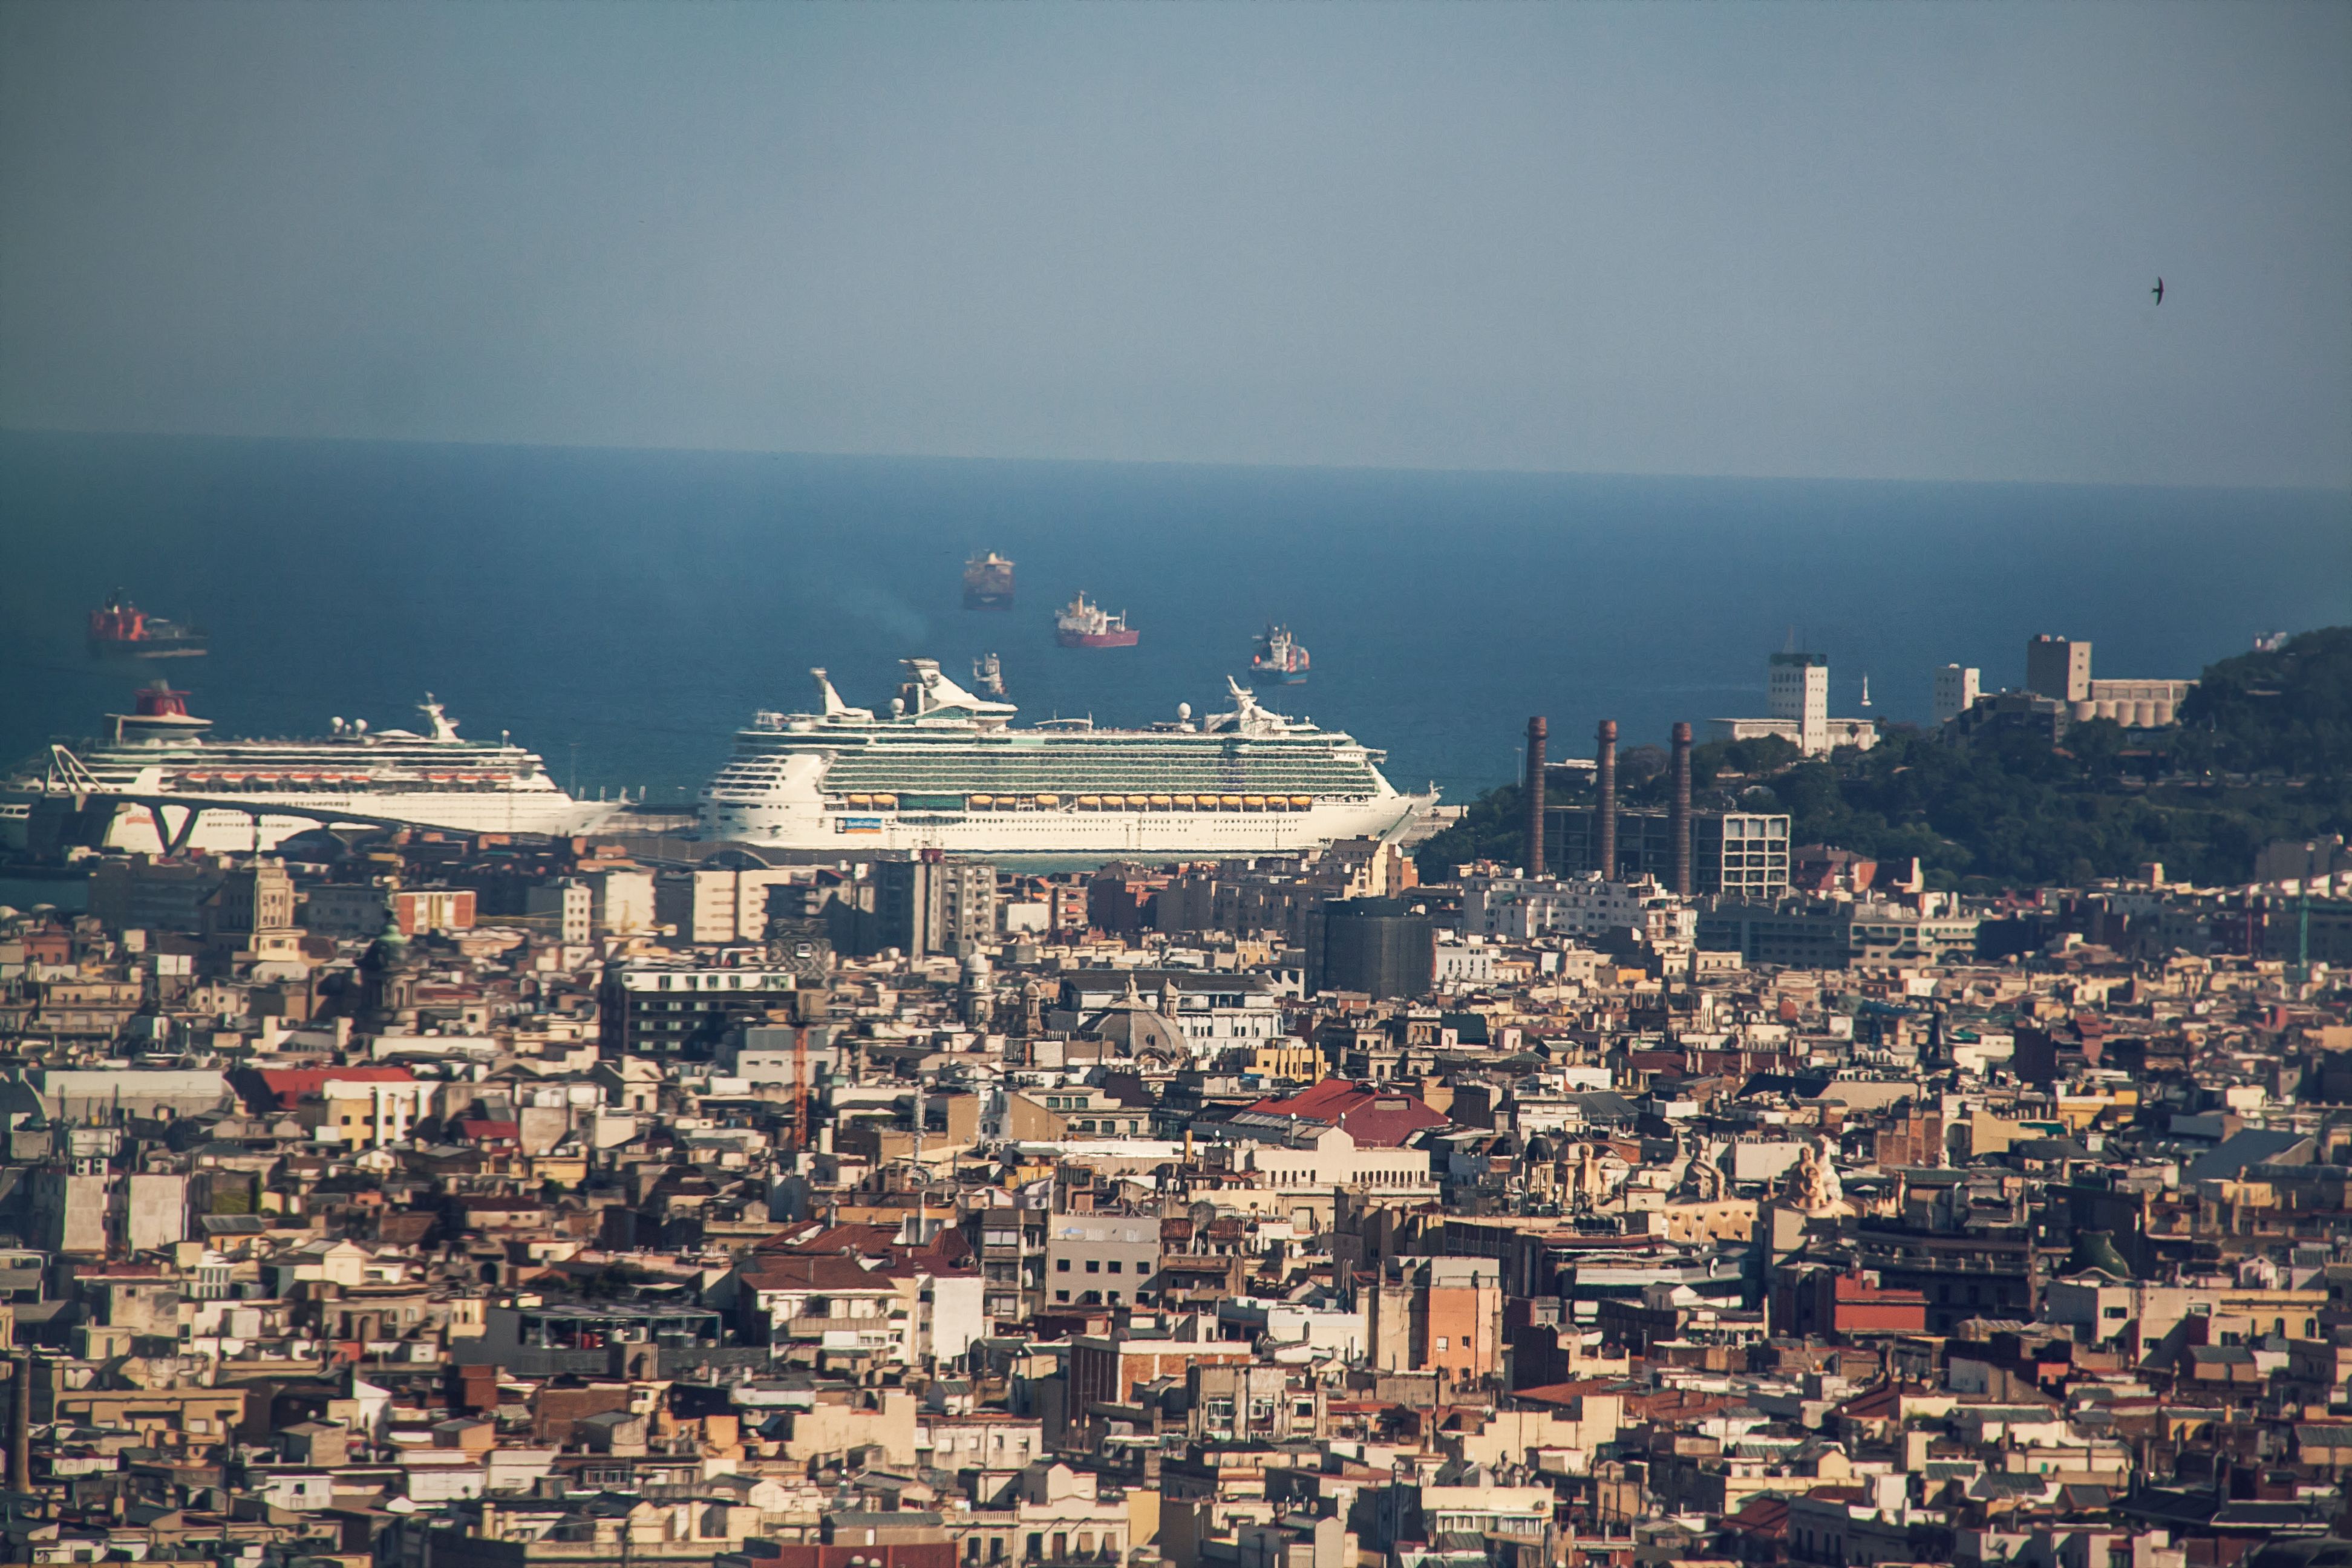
top-left (3, 788), bottom-right (618, 856)
top-left (702, 795), bottom-right (1427, 857)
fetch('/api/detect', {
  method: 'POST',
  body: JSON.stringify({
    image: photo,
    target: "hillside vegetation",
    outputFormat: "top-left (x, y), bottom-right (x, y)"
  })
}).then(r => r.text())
top-left (1416, 627), bottom-right (2352, 892)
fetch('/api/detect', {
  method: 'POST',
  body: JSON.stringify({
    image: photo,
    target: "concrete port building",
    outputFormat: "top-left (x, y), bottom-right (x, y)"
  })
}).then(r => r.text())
top-left (2024, 635), bottom-right (2195, 727)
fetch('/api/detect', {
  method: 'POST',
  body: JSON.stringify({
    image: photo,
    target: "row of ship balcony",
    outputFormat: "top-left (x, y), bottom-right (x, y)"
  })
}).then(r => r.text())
top-left (162, 770), bottom-right (531, 789)
top-left (829, 791), bottom-right (1330, 812)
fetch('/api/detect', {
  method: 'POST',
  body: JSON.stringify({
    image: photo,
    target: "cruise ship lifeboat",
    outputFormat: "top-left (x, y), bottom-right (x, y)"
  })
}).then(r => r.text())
top-left (1076, 795), bottom-right (1102, 809)
top-left (968, 794), bottom-right (993, 809)
top-left (872, 794), bottom-right (898, 811)
top-left (1290, 795), bottom-right (1314, 809)
top-left (1034, 794), bottom-right (1060, 808)
top-left (1125, 794), bottom-right (1149, 809)
top-left (844, 794), bottom-right (871, 808)
top-left (1148, 794), bottom-right (1172, 809)
top-left (1218, 794), bottom-right (1243, 809)
top-left (1241, 795), bottom-right (1265, 810)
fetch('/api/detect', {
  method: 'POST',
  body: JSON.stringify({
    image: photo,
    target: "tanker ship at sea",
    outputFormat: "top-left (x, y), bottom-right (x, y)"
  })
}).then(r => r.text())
top-left (697, 659), bottom-right (1433, 857)
top-left (1249, 624), bottom-right (1310, 685)
top-left (1, 685), bottom-right (618, 856)
top-left (962, 552), bottom-right (1015, 610)
top-left (1054, 592), bottom-right (1138, 648)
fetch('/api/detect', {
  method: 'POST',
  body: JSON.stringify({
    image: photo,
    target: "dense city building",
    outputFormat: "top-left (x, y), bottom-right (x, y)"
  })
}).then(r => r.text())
top-left (0, 783), bottom-right (2348, 1568)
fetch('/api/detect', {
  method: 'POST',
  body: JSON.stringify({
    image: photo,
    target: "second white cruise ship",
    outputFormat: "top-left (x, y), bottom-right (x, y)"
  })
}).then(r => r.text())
top-left (699, 660), bottom-right (1434, 856)
top-left (3, 685), bottom-right (618, 856)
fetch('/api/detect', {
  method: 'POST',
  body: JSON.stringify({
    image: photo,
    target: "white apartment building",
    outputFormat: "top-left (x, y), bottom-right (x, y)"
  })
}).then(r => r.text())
top-left (1049, 970), bottom-right (1285, 1057)
top-left (1459, 874), bottom-right (1676, 942)
top-left (1935, 665), bottom-right (1981, 725)
top-left (1432, 938), bottom-right (1495, 988)
top-left (1847, 903), bottom-right (1982, 968)
top-left (580, 866), bottom-right (655, 935)
top-left (1225, 1123), bottom-right (1436, 1194)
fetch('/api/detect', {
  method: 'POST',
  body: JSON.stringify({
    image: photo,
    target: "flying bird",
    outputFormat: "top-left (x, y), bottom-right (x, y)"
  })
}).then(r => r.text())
top-left (2152, 278), bottom-right (2164, 305)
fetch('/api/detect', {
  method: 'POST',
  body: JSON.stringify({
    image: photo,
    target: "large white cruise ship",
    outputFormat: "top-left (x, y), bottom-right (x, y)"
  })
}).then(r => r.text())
top-left (2, 685), bottom-right (618, 856)
top-left (698, 659), bottom-right (1435, 857)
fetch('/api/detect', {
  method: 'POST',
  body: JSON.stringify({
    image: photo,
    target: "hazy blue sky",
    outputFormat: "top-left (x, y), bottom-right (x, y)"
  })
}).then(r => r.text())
top-left (2, 1), bottom-right (2347, 487)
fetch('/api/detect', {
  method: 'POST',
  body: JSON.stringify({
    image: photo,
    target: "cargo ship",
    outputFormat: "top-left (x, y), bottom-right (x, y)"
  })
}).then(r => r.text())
top-left (87, 592), bottom-right (208, 659)
top-left (2, 685), bottom-right (616, 856)
top-left (1054, 592), bottom-right (1139, 648)
top-left (1249, 624), bottom-right (1310, 685)
top-left (962, 552), bottom-right (1016, 610)
top-left (697, 659), bottom-right (1433, 856)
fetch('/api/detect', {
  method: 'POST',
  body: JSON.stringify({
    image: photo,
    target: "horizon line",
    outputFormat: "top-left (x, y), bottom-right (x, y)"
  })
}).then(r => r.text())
top-left (3, 421), bottom-right (2348, 498)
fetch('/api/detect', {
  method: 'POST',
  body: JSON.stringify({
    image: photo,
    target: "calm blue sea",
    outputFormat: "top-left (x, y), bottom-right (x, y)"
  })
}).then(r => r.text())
top-left (1, 431), bottom-right (2347, 812)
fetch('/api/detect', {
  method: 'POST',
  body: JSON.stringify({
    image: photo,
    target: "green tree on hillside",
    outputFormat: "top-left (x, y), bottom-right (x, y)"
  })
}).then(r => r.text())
top-left (1416, 627), bottom-right (2352, 890)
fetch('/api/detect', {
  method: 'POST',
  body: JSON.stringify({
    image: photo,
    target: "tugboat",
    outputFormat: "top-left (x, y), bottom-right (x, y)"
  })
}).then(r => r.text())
top-left (1054, 592), bottom-right (1139, 649)
top-left (87, 592), bottom-right (208, 659)
top-left (1249, 624), bottom-right (1310, 685)
top-left (972, 652), bottom-right (1008, 698)
top-left (962, 552), bottom-right (1016, 610)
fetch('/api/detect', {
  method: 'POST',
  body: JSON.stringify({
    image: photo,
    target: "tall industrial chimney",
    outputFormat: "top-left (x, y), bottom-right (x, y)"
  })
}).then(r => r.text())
top-left (1670, 722), bottom-right (1693, 897)
top-left (1595, 719), bottom-right (1618, 881)
top-left (1523, 717), bottom-right (1547, 876)
top-left (8, 1351), bottom-right (28, 1498)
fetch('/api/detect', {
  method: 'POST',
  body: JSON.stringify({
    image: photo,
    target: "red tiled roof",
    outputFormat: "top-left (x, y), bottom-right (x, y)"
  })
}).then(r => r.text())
top-left (760, 1221), bottom-right (978, 1276)
top-left (1238, 1077), bottom-right (1449, 1147)
top-left (1727, 1496), bottom-right (1791, 1534)
top-left (736, 1253), bottom-right (894, 1292)
top-left (241, 1066), bottom-right (416, 1111)
top-left (1508, 1379), bottom-right (1618, 1406)
top-left (757, 1222), bottom-right (899, 1255)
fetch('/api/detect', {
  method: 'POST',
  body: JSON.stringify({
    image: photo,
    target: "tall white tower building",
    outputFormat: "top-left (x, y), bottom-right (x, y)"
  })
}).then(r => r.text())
top-left (1934, 664), bottom-right (1981, 725)
top-left (1768, 652), bottom-right (1829, 754)
top-left (1711, 648), bottom-right (1877, 756)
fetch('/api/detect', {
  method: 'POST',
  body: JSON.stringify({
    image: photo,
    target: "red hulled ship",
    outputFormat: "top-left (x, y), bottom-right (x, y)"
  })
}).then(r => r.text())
top-left (1054, 592), bottom-right (1139, 648)
top-left (88, 592), bottom-right (208, 659)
